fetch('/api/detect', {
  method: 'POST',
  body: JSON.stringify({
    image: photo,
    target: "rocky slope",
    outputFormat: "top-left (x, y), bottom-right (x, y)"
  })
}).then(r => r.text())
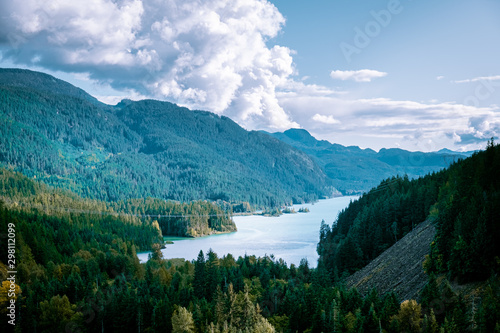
top-left (345, 219), bottom-right (436, 301)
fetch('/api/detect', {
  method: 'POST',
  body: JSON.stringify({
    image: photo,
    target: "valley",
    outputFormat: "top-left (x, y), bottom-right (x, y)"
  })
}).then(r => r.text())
top-left (0, 68), bottom-right (498, 332)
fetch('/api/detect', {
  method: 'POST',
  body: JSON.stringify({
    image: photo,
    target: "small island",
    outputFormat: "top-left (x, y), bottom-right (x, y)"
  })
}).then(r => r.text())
top-left (281, 207), bottom-right (297, 214)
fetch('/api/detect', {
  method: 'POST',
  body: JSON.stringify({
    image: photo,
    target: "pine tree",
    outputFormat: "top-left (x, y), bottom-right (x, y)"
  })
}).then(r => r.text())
top-left (171, 306), bottom-right (195, 333)
top-left (193, 250), bottom-right (206, 299)
top-left (364, 303), bottom-right (380, 333)
top-left (205, 249), bottom-right (222, 301)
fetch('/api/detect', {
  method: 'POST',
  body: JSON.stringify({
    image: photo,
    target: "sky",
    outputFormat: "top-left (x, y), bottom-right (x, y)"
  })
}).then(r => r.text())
top-left (0, 0), bottom-right (499, 152)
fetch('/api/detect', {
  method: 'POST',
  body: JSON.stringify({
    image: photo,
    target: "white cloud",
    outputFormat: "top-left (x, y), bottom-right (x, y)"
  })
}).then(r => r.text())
top-left (436, 76), bottom-right (444, 80)
top-left (0, 0), bottom-right (298, 130)
top-left (277, 87), bottom-right (500, 151)
top-left (330, 69), bottom-right (387, 82)
top-left (312, 114), bottom-right (340, 125)
top-left (453, 75), bottom-right (500, 84)
top-left (1, 0), bottom-right (497, 151)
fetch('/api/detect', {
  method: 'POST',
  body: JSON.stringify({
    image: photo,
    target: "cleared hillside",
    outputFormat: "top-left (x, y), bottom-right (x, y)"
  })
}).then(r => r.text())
top-left (345, 219), bottom-right (435, 301)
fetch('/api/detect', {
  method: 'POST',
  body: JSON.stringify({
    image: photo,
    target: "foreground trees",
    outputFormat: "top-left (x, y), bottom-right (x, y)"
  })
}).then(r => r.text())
top-left (0, 143), bottom-right (499, 332)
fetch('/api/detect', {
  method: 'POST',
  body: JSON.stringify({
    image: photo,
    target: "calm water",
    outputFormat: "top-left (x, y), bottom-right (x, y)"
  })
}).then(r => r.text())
top-left (137, 196), bottom-right (357, 267)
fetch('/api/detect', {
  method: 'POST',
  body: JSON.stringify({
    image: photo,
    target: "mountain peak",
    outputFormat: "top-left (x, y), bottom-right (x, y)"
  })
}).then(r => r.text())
top-left (283, 128), bottom-right (314, 140)
top-left (278, 128), bottom-right (332, 148)
top-left (0, 67), bottom-right (102, 106)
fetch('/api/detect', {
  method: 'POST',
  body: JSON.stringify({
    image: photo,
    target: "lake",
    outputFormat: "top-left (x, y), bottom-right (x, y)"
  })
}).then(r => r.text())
top-left (137, 196), bottom-right (357, 267)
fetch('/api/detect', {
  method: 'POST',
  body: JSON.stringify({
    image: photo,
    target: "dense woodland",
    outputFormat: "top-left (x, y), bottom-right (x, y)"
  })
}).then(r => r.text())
top-left (317, 140), bottom-right (500, 285)
top-left (0, 168), bottom-right (235, 238)
top-left (0, 68), bottom-right (463, 206)
top-left (1, 68), bottom-right (499, 331)
top-left (1, 144), bottom-right (499, 332)
top-left (0, 68), bottom-right (329, 208)
top-left (317, 173), bottom-right (444, 280)
top-left (113, 198), bottom-right (235, 237)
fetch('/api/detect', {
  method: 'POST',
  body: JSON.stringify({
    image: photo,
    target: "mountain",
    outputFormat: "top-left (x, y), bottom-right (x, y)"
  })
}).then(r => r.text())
top-left (0, 68), bottom-right (104, 106)
top-left (269, 128), bottom-right (468, 194)
top-left (317, 140), bottom-right (499, 285)
top-left (0, 68), bottom-right (330, 207)
top-left (438, 148), bottom-right (476, 156)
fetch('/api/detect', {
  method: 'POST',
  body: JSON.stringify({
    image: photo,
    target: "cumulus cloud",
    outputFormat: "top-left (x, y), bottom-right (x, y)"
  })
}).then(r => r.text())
top-left (1, 0), bottom-right (497, 151)
top-left (453, 75), bottom-right (500, 84)
top-left (0, 0), bottom-right (298, 130)
top-left (330, 69), bottom-right (387, 82)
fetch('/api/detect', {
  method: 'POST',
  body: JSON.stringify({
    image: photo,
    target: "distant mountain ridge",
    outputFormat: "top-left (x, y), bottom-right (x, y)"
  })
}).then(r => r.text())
top-left (269, 128), bottom-right (468, 194)
top-left (0, 67), bottom-right (468, 204)
top-left (0, 68), bottom-right (329, 207)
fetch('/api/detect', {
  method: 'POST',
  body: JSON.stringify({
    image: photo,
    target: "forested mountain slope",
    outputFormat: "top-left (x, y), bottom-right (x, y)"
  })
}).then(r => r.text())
top-left (0, 167), bottom-right (235, 237)
top-left (0, 68), bottom-right (329, 207)
top-left (318, 140), bottom-right (500, 285)
top-left (270, 128), bottom-right (468, 194)
top-left (313, 141), bottom-right (500, 332)
top-left (1, 163), bottom-right (498, 332)
top-left (0, 68), bottom-right (104, 106)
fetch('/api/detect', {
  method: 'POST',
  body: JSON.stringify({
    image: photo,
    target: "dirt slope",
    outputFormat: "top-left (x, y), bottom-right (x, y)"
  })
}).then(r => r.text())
top-left (345, 220), bottom-right (436, 301)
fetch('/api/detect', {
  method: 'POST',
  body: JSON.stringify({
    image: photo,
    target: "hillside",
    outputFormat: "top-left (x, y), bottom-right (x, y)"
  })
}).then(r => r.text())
top-left (0, 166), bottom-right (236, 237)
top-left (2, 147), bottom-right (499, 333)
top-left (318, 140), bottom-right (499, 289)
top-left (0, 68), bottom-right (104, 106)
top-left (345, 219), bottom-right (436, 301)
top-left (270, 128), bottom-right (468, 194)
top-left (0, 68), bottom-right (329, 207)
top-left (313, 141), bottom-right (500, 332)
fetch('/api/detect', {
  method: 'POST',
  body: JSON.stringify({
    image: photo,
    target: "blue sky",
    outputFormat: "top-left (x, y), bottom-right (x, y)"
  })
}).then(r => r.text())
top-left (1, 0), bottom-right (499, 151)
top-left (270, 0), bottom-right (500, 99)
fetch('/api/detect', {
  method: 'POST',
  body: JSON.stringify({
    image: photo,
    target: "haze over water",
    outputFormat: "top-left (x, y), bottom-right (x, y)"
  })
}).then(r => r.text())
top-left (138, 196), bottom-right (357, 267)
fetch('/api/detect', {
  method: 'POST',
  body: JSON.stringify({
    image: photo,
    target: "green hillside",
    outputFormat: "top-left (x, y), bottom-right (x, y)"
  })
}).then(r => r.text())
top-left (318, 140), bottom-right (500, 284)
top-left (0, 167), bottom-right (235, 237)
top-left (1, 161), bottom-right (498, 332)
top-left (270, 128), bottom-right (468, 194)
top-left (0, 68), bottom-right (330, 207)
top-left (0, 68), bottom-right (104, 106)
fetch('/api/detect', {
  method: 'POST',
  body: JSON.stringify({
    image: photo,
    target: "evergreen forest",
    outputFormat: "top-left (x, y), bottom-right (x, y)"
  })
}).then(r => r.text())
top-left (0, 140), bottom-right (499, 332)
top-left (0, 68), bottom-right (329, 208)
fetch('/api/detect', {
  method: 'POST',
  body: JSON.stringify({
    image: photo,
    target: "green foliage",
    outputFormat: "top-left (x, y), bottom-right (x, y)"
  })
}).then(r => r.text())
top-left (318, 173), bottom-right (443, 280)
top-left (39, 294), bottom-right (84, 333)
top-left (1, 183), bottom-right (498, 333)
top-left (319, 142), bottom-right (500, 284)
top-left (113, 197), bottom-right (236, 237)
top-left (171, 306), bottom-right (195, 333)
top-left (0, 68), bottom-right (329, 208)
top-left (0, 68), bottom-right (498, 332)
top-left (0, 167), bottom-right (235, 238)
top-left (393, 299), bottom-right (423, 333)
top-left (427, 142), bottom-right (500, 282)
